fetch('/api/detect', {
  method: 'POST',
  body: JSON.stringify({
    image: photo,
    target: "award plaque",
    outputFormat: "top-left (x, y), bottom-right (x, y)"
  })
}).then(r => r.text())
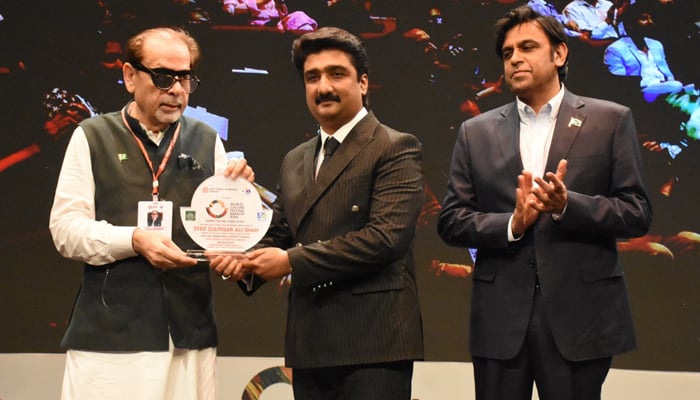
top-left (181, 175), bottom-right (272, 261)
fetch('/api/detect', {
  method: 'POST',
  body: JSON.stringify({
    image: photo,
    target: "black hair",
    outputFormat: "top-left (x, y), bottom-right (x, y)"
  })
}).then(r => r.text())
top-left (495, 5), bottom-right (569, 83)
top-left (291, 27), bottom-right (370, 106)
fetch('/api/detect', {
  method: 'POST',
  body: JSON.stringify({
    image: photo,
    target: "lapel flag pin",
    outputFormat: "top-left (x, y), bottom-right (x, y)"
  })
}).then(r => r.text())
top-left (568, 117), bottom-right (582, 128)
top-left (118, 153), bottom-right (128, 162)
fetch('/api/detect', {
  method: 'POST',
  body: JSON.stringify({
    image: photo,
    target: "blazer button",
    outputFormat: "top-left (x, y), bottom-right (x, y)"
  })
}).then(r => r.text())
top-left (296, 242), bottom-right (303, 247)
top-left (351, 205), bottom-right (360, 212)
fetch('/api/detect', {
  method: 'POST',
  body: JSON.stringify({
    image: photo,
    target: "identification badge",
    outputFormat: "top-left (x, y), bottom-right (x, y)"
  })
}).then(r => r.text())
top-left (138, 201), bottom-right (173, 239)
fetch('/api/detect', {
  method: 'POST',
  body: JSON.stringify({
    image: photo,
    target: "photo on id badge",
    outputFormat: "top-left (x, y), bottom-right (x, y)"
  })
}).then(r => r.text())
top-left (138, 201), bottom-right (173, 238)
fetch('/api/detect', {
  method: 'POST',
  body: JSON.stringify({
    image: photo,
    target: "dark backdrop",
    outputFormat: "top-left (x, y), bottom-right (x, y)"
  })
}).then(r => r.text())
top-left (0, 0), bottom-right (698, 372)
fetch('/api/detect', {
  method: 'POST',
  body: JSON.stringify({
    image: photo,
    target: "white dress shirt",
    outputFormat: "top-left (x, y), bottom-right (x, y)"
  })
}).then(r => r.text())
top-left (315, 107), bottom-right (368, 176)
top-left (508, 86), bottom-right (566, 241)
top-left (517, 86), bottom-right (565, 180)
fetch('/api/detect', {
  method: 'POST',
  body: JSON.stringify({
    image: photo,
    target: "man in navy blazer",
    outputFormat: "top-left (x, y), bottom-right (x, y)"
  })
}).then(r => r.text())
top-left (438, 6), bottom-right (652, 400)
top-left (215, 27), bottom-right (425, 399)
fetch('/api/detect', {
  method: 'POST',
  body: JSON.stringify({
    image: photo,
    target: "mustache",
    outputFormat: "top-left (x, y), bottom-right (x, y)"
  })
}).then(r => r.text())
top-left (165, 95), bottom-right (184, 104)
top-left (315, 94), bottom-right (341, 104)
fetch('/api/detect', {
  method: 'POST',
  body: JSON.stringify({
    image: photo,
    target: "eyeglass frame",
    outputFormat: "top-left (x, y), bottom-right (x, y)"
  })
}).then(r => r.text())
top-left (129, 61), bottom-right (200, 94)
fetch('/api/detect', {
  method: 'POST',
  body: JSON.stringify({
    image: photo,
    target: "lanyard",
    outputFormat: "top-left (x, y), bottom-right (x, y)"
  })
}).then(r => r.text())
top-left (121, 106), bottom-right (181, 201)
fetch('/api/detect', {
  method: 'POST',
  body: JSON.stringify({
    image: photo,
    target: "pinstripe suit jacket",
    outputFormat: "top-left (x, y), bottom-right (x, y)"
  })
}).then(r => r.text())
top-left (262, 111), bottom-right (425, 368)
top-left (438, 90), bottom-right (652, 362)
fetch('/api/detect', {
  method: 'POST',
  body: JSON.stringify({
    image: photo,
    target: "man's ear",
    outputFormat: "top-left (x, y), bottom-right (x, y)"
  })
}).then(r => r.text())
top-left (553, 42), bottom-right (568, 68)
top-left (123, 63), bottom-right (136, 94)
top-left (359, 73), bottom-right (369, 96)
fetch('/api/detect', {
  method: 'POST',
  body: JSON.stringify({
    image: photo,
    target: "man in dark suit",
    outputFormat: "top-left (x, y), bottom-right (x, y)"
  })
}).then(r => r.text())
top-left (437, 6), bottom-right (652, 400)
top-left (219, 27), bottom-right (425, 399)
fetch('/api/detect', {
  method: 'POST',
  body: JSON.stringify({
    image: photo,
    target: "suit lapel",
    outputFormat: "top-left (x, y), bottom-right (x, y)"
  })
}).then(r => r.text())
top-left (299, 112), bottom-right (377, 221)
top-left (546, 90), bottom-right (585, 174)
top-left (301, 137), bottom-right (319, 195)
top-left (496, 102), bottom-right (523, 185)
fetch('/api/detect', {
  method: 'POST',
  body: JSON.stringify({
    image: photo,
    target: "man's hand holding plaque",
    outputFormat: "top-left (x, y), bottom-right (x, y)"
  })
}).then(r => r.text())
top-left (180, 175), bottom-right (272, 281)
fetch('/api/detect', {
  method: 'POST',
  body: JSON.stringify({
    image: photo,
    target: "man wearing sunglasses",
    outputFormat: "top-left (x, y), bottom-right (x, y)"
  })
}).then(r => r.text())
top-left (49, 27), bottom-right (253, 399)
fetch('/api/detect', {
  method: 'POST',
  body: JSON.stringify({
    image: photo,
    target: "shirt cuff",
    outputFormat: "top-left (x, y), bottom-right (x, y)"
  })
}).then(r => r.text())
top-left (507, 214), bottom-right (524, 242)
top-left (112, 226), bottom-right (139, 260)
top-left (552, 203), bottom-right (568, 221)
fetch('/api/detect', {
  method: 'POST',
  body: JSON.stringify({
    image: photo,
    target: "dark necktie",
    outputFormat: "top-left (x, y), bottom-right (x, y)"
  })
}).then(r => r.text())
top-left (317, 136), bottom-right (340, 179)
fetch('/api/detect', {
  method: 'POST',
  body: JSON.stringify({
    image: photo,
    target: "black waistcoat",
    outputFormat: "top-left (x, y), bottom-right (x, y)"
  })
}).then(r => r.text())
top-left (61, 108), bottom-right (219, 351)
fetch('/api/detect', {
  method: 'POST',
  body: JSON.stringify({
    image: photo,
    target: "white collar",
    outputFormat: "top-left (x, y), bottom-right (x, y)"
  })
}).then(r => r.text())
top-left (516, 85), bottom-right (565, 122)
top-left (319, 107), bottom-right (368, 145)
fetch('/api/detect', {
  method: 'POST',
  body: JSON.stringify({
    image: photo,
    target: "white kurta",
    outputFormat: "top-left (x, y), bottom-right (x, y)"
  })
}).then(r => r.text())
top-left (62, 339), bottom-right (216, 400)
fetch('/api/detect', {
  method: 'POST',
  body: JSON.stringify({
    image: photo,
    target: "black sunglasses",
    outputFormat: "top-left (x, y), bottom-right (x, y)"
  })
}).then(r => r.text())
top-left (130, 62), bottom-right (200, 94)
